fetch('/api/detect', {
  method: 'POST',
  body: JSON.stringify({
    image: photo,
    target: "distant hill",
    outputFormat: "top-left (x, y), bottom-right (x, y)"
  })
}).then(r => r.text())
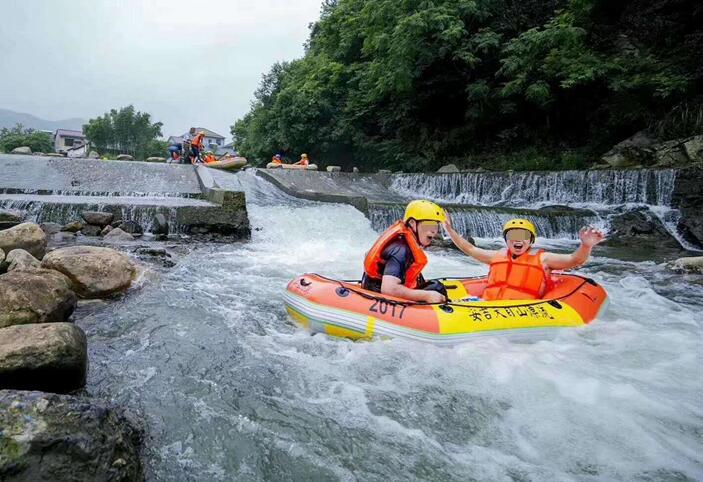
top-left (0, 108), bottom-right (86, 132)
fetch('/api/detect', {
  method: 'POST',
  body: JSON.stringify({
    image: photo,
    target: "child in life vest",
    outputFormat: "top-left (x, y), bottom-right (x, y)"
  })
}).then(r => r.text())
top-left (442, 217), bottom-right (605, 301)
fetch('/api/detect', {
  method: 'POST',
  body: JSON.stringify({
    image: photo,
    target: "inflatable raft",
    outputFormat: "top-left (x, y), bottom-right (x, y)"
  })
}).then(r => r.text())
top-left (205, 156), bottom-right (248, 171)
top-left (285, 273), bottom-right (607, 344)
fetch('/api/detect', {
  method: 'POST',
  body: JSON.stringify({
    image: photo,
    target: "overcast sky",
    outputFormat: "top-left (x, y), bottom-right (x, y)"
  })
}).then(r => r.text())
top-left (0, 0), bottom-right (323, 140)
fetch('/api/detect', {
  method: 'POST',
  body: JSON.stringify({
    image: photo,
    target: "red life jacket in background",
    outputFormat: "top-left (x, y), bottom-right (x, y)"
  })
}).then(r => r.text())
top-left (363, 221), bottom-right (427, 289)
top-left (483, 249), bottom-right (552, 300)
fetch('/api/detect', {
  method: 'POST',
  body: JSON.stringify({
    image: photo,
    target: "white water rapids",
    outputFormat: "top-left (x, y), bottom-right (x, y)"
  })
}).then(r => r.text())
top-left (81, 171), bottom-right (702, 481)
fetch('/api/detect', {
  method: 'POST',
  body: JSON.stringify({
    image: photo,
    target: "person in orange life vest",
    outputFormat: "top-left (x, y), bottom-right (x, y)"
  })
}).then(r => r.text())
top-left (442, 217), bottom-right (605, 300)
top-left (271, 154), bottom-right (283, 165)
top-left (190, 131), bottom-right (206, 164)
top-left (293, 153), bottom-right (309, 166)
top-left (203, 151), bottom-right (217, 164)
top-left (362, 200), bottom-right (448, 304)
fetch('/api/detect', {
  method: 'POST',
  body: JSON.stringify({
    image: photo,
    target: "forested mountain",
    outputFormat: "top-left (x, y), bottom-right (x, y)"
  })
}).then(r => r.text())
top-left (232, 0), bottom-right (702, 171)
top-left (0, 108), bottom-right (85, 132)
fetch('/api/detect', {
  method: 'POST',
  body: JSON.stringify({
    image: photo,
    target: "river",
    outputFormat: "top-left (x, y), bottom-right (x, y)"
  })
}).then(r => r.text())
top-left (81, 170), bottom-right (703, 481)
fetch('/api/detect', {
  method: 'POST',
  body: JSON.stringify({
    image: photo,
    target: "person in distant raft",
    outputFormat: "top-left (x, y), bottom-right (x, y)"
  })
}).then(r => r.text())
top-left (190, 130), bottom-right (206, 164)
top-left (362, 200), bottom-right (448, 303)
top-left (293, 153), bottom-right (309, 166)
top-left (443, 217), bottom-right (605, 300)
top-left (271, 154), bottom-right (283, 165)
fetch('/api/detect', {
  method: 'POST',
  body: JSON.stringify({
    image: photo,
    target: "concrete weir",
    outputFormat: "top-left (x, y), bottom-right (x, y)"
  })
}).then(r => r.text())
top-left (0, 154), bottom-right (250, 237)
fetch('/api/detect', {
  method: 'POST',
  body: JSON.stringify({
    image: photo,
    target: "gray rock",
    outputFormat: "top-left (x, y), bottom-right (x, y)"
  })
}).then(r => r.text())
top-left (118, 220), bottom-right (143, 235)
top-left (115, 154), bottom-right (134, 161)
top-left (0, 269), bottom-right (76, 328)
top-left (88, 150), bottom-right (100, 159)
top-left (326, 165), bottom-right (342, 172)
top-left (0, 248), bottom-right (4, 268)
top-left (0, 390), bottom-right (143, 480)
top-left (51, 231), bottom-right (77, 243)
top-left (33, 152), bottom-right (45, 156)
top-left (61, 220), bottom-right (83, 232)
top-left (671, 166), bottom-right (703, 248)
top-left (604, 209), bottom-right (683, 251)
top-left (0, 209), bottom-right (22, 231)
top-left (353, 167), bottom-right (359, 173)
top-left (0, 222), bottom-right (47, 259)
top-left (6, 249), bottom-right (41, 272)
top-left (653, 140), bottom-right (688, 167)
top-left (81, 224), bottom-right (102, 237)
top-left (40, 222), bottom-right (62, 235)
top-left (146, 156), bottom-right (166, 162)
top-left (11, 146), bottom-right (31, 154)
top-left (103, 228), bottom-right (135, 243)
top-left (110, 219), bottom-right (124, 228)
top-left (601, 131), bottom-right (656, 167)
top-left (378, 169), bottom-right (392, 174)
top-left (0, 323), bottom-right (87, 393)
top-left (667, 256), bottom-right (703, 273)
top-left (437, 163), bottom-right (460, 173)
top-left (100, 224), bottom-right (113, 236)
top-left (683, 135), bottom-right (703, 163)
top-left (81, 211), bottom-right (114, 227)
top-left (151, 213), bottom-right (169, 235)
top-left (45, 152), bottom-right (63, 157)
top-left (41, 245), bottom-right (137, 298)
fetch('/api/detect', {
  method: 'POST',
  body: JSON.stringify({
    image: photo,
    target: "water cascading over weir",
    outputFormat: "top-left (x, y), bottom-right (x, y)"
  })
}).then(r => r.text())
top-left (0, 154), bottom-right (250, 236)
top-left (256, 166), bottom-right (699, 247)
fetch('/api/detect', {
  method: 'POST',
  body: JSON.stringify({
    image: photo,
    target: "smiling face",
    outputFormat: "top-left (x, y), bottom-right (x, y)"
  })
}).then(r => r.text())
top-left (505, 228), bottom-right (534, 256)
top-left (409, 220), bottom-right (439, 247)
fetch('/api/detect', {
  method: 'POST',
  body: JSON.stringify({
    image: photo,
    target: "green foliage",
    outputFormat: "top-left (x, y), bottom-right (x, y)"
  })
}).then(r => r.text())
top-left (84, 105), bottom-right (163, 160)
top-left (232, 0), bottom-right (701, 171)
top-left (0, 124), bottom-right (53, 153)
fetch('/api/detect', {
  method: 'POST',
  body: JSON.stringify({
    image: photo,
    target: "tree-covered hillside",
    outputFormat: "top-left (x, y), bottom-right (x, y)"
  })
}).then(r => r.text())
top-left (233, 0), bottom-right (702, 171)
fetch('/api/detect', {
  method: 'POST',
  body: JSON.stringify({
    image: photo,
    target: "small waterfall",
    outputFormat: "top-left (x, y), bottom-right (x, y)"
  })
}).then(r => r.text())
top-left (390, 169), bottom-right (677, 207)
top-left (0, 188), bottom-right (201, 198)
top-left (368, 203), bottom-right (602, 240)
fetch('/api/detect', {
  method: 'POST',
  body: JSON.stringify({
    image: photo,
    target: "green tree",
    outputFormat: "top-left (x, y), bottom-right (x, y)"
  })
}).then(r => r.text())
top-left (84, 105), bottom-right (163, 160)
top-left (0, 124), bottom-right (53, 153)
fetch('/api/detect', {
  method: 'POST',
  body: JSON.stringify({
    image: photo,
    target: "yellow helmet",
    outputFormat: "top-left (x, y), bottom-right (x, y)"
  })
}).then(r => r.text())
top-left (199, 131), bottom-right (206, 135)
top-left (403, 200), bottom-right (446, 223)
top-left (502, 218), bottom-right (537, 240)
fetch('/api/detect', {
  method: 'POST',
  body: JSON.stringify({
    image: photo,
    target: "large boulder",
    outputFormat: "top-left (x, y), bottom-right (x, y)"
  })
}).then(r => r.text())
top-left (667, 256), bottom-right (703, 274)
top-left (5, 249), bottom-right (41, 272)
top-left (88, 150), bottom-right (100, 159)
top-left (0, 390), bottom-right (143, 481)
top-left (326, 165), bottom-right (342, 172)
top-left (437, 164), bottom-right (460, 173)
top-left (604, 209), bottom-right (683, 251)
top-left (0, 223), bottom-right (47, 259)
top-left (41, 246), bottom-right (137, 298)
top-left (601, 131), bottom-right (655, 167)
top-left (81, 211), bottom-right (114, 227)
top-left (671, 167), bottom-right (703, 248)
top-left (0, 322), bottom-right (87, 393)
top-left (653, 139), bottom-right (689, 167)
top-left (115, 154), bottom-right (134, 161)
top-left (11, 146), bottom-right (31, 155)
top-left (0, 269), bottom-right (76, 328)
top-left (103, 228), bottom-right (135, 242)
top-left (0, 209), bottom-right (22, 230)
top-left (683, 135), bottom-right (703, 163)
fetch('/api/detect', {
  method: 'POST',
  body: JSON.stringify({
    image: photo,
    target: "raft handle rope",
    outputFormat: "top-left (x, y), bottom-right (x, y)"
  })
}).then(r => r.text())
top-left (312, 273), bottom-right (599, 309)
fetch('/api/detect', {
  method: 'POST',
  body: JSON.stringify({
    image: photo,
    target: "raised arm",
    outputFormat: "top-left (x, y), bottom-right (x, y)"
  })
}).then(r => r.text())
top-left (442, 216), bottom-right (499, 265)
top-left (542, 227), bottom-right (605, 270)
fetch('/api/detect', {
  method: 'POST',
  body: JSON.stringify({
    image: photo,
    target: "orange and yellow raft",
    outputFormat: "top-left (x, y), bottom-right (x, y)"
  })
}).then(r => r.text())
top-left (284, 273), bottom-right (608, 344)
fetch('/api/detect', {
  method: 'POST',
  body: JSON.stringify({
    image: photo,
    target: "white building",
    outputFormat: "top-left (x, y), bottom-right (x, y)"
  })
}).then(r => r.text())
top-left (53, 129), bottom-right (86, 154)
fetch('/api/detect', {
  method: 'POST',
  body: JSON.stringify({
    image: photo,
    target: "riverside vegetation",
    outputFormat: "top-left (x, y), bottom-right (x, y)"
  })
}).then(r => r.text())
top-left (232, 0), bottom-right (702, 171)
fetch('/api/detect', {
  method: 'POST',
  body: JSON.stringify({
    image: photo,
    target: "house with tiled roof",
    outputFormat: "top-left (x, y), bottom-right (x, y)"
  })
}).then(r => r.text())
top-left (53, 129), bottom-right (86, 154)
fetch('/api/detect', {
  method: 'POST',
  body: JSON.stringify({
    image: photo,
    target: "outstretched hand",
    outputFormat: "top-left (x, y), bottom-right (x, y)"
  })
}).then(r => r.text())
top-left (442, 214), bottom-right (453, 232)
top-left (579, 226), bottom-right (605, 247)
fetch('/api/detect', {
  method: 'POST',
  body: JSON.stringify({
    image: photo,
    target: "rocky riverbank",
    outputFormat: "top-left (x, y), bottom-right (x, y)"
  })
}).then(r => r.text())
top-left (0, 218), bottom-right (145, 481)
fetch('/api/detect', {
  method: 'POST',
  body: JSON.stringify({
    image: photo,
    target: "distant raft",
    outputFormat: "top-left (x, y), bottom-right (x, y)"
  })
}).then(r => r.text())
top-left (205, 156), bottom-right (248, 170)
top-left (285, 273), bottom-right (608, 344)
top-left (266, 162), bottom-right (318, 170)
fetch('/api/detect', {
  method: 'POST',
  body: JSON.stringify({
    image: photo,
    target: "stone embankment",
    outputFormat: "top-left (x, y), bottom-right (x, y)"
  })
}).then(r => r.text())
top-left (0, 221), bottom-right (144, 481)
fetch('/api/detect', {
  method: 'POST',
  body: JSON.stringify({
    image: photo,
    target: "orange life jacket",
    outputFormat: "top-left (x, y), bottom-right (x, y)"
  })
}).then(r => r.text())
top-left (363, 220), bottom-right (427, 289)
top-left (191, 134), bottom-right (205, 149)
top-left (483, 249), bottom-right (552, 300)
top-left (272, 156), bottom-right (282, 164)
top-left (204, 154), bottom-right (216, 164)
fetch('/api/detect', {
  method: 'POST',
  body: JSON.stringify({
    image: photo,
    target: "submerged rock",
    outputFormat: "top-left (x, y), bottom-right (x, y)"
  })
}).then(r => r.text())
top-left (0, 209), bottom-right (22, 230)
top-left (0, 223), bottom-right (47, 259)
top-left (151, 213), bottom-right (169, 235)
top-left (41, 246), bottom-right (137, 298)
top-left (5, 249), bottom-right (41, 272)
top-left (0, 269), bottom-right (76, 327)
top-left (0, 322), bottom-right (87, 393)
top-left (0, 390), bottom-right (143, 481)
top-left (81, 211), bottom-right (114, 227)
top-left (667, 256), bottom-right (703, 274)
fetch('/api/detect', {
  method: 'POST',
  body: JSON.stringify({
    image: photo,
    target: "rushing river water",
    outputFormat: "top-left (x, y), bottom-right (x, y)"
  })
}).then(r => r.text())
top-left (79, 171), bottom-right (703, 481)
